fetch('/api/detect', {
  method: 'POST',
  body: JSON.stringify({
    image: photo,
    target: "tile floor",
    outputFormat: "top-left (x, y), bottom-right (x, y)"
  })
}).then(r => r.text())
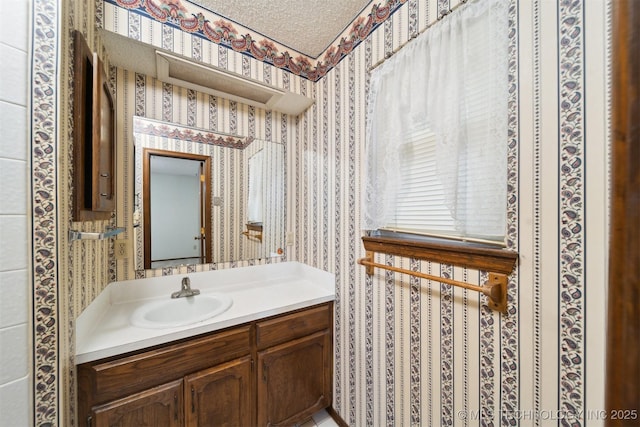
top-left (297, 409), bottom-right (340, 427)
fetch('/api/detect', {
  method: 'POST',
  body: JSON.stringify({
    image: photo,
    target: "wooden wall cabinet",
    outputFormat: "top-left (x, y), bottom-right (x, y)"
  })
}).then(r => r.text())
top-left (78, 302), bottom-right (333, 427)
top-left (73, 30), bottom-right (115, 221)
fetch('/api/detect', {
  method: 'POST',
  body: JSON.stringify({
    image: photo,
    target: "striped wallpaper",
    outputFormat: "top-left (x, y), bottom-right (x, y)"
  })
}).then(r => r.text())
top-left (30, 0), bottom-right (611, 425)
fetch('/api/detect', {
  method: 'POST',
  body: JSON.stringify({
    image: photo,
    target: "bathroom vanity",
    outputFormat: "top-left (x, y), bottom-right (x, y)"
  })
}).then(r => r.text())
top-left (75, 262), bottom-right (335, 427)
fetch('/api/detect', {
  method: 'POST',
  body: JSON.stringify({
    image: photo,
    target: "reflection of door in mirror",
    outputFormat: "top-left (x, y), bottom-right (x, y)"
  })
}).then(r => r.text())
top-left (143, 149), bottom-right (212, 269)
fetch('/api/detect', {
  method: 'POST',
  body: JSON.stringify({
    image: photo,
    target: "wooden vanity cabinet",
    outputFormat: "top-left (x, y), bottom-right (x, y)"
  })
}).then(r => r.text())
top-left (255, 304), bottom-right (333, 426)
top-left (78, 302), bottom-right (333, 427)
top-left (78, 325), bottom-right (252, 427)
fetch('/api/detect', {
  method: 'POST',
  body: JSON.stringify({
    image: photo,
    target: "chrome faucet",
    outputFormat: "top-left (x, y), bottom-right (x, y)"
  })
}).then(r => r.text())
top-left (171, 277), bottom-right (200, 299)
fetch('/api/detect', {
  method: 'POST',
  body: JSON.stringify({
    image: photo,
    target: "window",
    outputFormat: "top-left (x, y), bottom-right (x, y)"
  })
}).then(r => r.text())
top-left (363, 0), bottom-right (509, 244)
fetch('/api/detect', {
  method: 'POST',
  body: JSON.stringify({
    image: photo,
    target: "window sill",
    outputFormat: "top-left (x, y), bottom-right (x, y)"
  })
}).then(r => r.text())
top-left (361, 233), bottom-right (517, 275)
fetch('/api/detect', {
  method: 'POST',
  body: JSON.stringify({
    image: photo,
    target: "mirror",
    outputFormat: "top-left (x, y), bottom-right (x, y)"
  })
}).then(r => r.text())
top-left (132, 116), bottom-right (285, 272)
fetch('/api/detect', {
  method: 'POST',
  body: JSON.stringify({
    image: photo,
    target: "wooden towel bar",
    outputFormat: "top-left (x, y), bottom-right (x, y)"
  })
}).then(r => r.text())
top-left (358, 253), bottom-right (507, 312)
top-left (358, 235), bottom-right (518, 313)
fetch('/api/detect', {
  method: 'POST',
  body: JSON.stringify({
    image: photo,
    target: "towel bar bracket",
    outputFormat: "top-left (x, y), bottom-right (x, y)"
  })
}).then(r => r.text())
top-left (485, 272), bottom-right (507, 313)
top-left (69, 226), bottom-right (126, 242)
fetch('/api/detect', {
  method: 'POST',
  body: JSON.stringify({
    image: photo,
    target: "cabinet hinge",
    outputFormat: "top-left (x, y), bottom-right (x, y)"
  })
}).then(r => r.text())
top-left (191, 386), bottom-right (196, 413)
top-left (174, 392), bottom-right (179, 421)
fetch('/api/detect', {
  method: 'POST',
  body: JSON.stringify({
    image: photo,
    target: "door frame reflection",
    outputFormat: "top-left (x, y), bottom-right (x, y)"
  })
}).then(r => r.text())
top-left (143, 148), bottom-right (212, 269)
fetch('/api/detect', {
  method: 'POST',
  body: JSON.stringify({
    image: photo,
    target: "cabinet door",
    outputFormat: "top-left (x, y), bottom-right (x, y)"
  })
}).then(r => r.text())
top-left (92, 379), bottom-right (183, 427)
top-left (184, 356), bottom-right (253, 427)
top-left (257, 330), bottom-right (332, 426)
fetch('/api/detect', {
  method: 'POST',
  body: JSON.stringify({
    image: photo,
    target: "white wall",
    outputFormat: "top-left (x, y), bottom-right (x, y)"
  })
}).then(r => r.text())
top-left (0, 0), bottom-right (31, 425)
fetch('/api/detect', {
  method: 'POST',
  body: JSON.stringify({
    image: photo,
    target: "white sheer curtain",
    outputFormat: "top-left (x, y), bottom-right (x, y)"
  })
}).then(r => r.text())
top-left (362, 0), bottom-right (509, 240)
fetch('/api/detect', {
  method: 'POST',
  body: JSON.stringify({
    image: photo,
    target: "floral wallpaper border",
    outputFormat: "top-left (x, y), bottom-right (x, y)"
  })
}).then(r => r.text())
top-left (109, 0), bottom-right (407, 81)
top-left (133, 117), bottom-right (255, 149)
top-left (31, 0), bottom-right (60, 424)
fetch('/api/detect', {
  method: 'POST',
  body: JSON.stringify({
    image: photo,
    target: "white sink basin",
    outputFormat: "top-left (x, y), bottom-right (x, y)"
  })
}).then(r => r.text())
top-left (130, 294), bottom-right (233, 329)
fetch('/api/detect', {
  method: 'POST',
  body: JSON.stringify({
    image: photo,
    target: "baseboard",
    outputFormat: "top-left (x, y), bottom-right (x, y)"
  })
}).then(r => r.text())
top-left (326, 406), bottom-right (349, 427)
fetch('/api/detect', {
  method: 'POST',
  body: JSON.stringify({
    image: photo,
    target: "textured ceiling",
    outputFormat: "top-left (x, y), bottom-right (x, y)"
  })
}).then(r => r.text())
top-left (187, 0), bottom-right (373, 58)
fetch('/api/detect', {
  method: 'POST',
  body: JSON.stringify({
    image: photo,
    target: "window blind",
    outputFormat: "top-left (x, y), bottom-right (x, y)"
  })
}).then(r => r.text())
top-left (388, 127), bottom-right (457, 235)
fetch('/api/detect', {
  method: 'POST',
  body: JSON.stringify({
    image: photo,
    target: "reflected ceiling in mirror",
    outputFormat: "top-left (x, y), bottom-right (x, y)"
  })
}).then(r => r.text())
top-left (132, 116), bottom-right (286, 273)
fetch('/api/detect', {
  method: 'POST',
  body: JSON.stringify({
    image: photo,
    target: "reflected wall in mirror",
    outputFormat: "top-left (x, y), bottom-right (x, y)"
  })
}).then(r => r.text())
top-left (133, 116), bottom-right (285, 272)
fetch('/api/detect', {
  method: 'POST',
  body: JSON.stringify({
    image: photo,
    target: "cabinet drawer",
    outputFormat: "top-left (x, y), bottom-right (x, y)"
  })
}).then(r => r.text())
top-left (79, 326), bottom-right (251, 404)
top-left (256, 303), bottom-right (331, 350)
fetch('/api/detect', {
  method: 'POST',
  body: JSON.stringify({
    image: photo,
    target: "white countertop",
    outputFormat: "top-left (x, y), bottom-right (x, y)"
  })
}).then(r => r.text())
top-left (75, 262), bottom-right (335, 364)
